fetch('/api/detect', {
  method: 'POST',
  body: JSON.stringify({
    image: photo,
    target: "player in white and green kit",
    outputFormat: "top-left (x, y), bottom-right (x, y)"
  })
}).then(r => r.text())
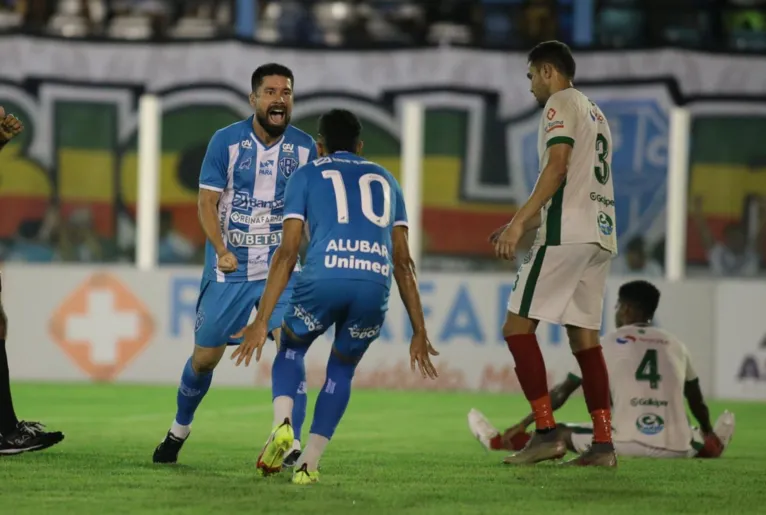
top-left (469, 281), bottom-right (736, 460)
top-left (492, 41), bottom-right (618, 467)
top-left (507, 72), bottom-right (618, 327)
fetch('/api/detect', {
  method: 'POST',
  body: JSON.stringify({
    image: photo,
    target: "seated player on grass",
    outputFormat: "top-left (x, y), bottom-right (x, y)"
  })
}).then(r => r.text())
top-left (469, 280), bottom-right (735, 460)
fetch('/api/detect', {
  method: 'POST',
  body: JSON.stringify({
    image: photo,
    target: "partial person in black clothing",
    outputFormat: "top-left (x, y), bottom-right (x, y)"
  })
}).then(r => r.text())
top-left (0, 106), bottom-right (65, 455)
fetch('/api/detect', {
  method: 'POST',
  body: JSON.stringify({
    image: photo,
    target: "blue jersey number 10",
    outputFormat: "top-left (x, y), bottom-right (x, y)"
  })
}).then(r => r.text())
top-left (322, 170), bottom-right (391, 228)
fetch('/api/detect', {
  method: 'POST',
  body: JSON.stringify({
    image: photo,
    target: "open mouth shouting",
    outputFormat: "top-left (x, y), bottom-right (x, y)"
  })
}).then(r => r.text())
top-left (268, 105), bottom-right (288, 126)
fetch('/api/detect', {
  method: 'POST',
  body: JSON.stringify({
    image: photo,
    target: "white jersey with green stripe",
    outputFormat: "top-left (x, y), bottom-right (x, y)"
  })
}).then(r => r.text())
top-left (533, 88), bottom-right (618, 254)
top-left (571, 324), bottom-right (698, 452)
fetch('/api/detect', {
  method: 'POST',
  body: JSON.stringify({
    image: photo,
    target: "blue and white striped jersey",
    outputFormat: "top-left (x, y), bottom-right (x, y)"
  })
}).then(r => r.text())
top-left (199, 116), bottom-right (317, 282)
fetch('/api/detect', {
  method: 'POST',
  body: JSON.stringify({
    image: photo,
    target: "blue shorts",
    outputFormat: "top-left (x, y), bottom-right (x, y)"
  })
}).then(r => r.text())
top-left (282, 279), bottom-right (389, 362)
top-left (194, 277), bottom-right (295, 348)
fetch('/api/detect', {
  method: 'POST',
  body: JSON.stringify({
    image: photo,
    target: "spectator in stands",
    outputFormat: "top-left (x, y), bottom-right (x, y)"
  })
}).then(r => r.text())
top-left (611, 236), bottom-right (664, 277)
top-left (112, 0), bottom-right (173, 39)
top-left (179, 0), bottom-right (221, 19)
top-left (19, 0), bottom-right (54, 31)
top-left (726, 0), bottom-right (766, 50)
top-left (423, 0), bottom-right (480, 44)
top-left (692, 196), bottom-right (765, 277)
top-left (596, 0), bottom-right (645, 47)
top-left (257, 0), bottom-right (320, 45)
top-left (521, 0), bottom-right (557, 44)
top-left (6, 219), bottom-right (56, 263)
top-left (157, 210), bottom-right (196, 264)
top-left (56, 207), bottom-right (106, 263)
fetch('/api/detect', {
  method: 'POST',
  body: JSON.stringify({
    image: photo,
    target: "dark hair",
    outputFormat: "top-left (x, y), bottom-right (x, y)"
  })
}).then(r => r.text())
top-left (251, 63), bottom-right (294, 92)
top-left (528, 40), bottom-right (576, 79)
top-left (318, 109), bottom-right (362, 154)
top-left (723, 222), bottom-right (744, 237)
top-left (626, 236), bottom-right (645, 254)
top-left (18, 219), bottom-right (42, 239)
top-left (618, 281), bottom-right (660, 321)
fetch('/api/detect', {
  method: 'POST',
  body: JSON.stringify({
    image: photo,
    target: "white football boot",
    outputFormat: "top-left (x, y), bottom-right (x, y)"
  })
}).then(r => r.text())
top-left (713, 410), bottom-right (736, 452)
top-left (467, 408), bottom-right (500, 452)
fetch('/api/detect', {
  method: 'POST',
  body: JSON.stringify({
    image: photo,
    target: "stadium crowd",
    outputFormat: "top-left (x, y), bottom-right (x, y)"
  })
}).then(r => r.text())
top-left (0, 1), bottom-right (764, 49)
top-left (1, 0), bottom-right (765, 277)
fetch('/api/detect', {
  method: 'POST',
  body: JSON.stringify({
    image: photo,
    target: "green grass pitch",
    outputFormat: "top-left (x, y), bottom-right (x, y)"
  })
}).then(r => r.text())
top-left (1, 383), bottom-right (763, 514)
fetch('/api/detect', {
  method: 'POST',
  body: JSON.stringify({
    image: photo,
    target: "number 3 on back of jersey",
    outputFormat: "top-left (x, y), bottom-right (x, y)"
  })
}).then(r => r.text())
top-left (594, 133), bottom-right (610, 185)
top-left (322, 170), bottom-right (391, 227)
top-left (635, 349), bottom-right (662, 389)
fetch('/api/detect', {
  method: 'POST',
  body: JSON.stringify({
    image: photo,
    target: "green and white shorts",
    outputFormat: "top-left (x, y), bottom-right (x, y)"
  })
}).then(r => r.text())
top-left (508, 243), bottom-right (612, 330)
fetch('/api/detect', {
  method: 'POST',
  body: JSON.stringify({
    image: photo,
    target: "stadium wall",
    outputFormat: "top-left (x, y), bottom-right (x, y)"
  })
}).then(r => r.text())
top-left (6, 264), bottom-right (762, 400)
top-left (3, 39), bottom-right (766, 267)
top-left (2, 39), bottom-right (765, 401)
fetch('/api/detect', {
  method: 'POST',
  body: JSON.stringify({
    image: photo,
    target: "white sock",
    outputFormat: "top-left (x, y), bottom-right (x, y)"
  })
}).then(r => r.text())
top-left (273, 396), bottom-right (294, 428)
top-left (170, 420), bottom-right (190, 439)
top-left (296, 433), bottom-right (329, 472)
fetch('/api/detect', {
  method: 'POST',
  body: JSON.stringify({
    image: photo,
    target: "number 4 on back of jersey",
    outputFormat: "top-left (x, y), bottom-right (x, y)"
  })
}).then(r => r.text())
top-left (635, 349), bottom-right (662, 389)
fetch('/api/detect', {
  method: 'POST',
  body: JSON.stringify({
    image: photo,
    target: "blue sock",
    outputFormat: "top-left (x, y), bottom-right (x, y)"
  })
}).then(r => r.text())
top-left (175, 357), bottom-right (213, 426)
top-left (272, 341), bottom-right (309, 432)
top-left (292, 379), bottom-right (308, 443)
top-left (310, 354), bottom-right (356, 439)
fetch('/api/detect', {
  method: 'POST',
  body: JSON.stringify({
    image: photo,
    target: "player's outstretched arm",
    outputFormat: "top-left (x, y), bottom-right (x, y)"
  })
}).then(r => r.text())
top-left (392, 226), bottom-right (425, 334)
top-left (231, 219), bottom-right (303, 366)
top-left (493, 144), bottom-right (570, 260)
top-left (198, 189), bottom-right (226, 255)
top-left (392, 226), bottom-right (438, 379)
top-left (523, 212), bottom-right (543, 233)
top-left (0, 106), bottom-right (24, 153)
top-left (684, 378), bottom-right (713, 434)
top-left (684, 377), bottom-right (726, 458)
top-left (198, 189), bottom-right (236, 273)
top-left (514, 143), bottom-right (570, 225)
top-left (488, 212), bottom-right (542, 244)
top-left (255, 218), bottom-right (303, 324)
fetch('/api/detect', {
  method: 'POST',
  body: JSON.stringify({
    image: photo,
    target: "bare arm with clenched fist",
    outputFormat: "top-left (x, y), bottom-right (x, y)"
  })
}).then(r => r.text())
top-left (0, 106), bottom-right (24, 152)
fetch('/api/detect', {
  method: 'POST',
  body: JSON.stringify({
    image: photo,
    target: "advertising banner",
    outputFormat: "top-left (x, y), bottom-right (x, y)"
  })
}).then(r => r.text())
top-left (4, 265), bottom-right (716, 395)
top-left (714, 283), bottom-right (766, 400)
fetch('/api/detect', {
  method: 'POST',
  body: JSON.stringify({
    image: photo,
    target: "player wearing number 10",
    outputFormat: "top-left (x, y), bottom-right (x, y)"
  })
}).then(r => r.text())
top-left (231, 109), bottom-right (438, 484)
top-left (492, 41), bottom-right (618, 467)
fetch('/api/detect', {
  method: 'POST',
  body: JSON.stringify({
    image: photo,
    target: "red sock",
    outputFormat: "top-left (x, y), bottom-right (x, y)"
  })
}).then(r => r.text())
top-left (509, 431), bottom-right (532, 451)
top-left (505, 334), bottom-right (555, 431)
top-left (489, 432), bottom-right (531, 451)
top-left (489, 434), bottom-right (504, 450)
top-left (574, 346), bottom-right (612, 444)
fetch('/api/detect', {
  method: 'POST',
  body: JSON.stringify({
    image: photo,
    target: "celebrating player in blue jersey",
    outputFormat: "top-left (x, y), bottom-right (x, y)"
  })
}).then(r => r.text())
top-left (153, 63), bottom-right (317, 464)
top-left (230, 109), bottom-right (439, 484)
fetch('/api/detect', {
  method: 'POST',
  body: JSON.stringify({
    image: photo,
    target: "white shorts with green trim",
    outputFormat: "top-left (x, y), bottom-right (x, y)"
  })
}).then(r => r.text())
top-left (507, 243), bottom-right (612, 330)
top-left (567, 423), bottom-right (703, 458)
